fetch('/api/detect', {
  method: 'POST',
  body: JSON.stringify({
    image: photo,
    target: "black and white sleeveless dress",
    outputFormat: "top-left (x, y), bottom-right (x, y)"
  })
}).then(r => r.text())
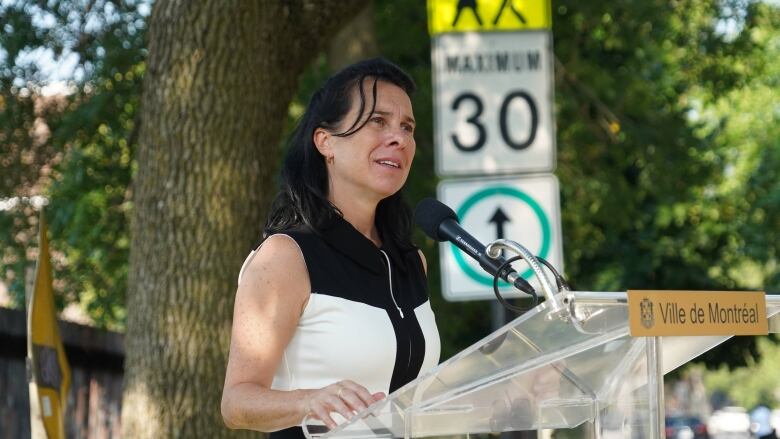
top-left (238, 216), bottom-right (441, 439)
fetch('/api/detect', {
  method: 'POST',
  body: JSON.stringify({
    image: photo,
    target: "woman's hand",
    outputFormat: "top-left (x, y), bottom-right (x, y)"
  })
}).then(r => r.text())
top-left (304, 380), bottom-right (385, 430)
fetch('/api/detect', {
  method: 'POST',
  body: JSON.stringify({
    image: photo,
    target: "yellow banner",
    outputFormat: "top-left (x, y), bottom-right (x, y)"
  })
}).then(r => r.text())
top-left (27, 209), bottom-right (71, 439)
top-left (428, 0), bottom-right (552, 34)
top-left (628, 290), bottom-right (768, 337)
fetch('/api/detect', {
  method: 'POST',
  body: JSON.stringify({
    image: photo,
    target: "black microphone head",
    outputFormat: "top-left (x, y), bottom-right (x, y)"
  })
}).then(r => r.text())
top-left (414, 197), bottom-right (459, 242)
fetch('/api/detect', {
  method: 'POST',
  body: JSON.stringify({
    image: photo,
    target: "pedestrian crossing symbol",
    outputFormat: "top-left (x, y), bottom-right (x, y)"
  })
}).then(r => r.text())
top-left (428, 0), bottom-right (552, 35)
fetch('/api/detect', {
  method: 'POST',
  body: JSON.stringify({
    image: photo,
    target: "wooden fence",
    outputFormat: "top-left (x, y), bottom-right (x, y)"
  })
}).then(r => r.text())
top-left (0, 307), bottom-right (124, 439)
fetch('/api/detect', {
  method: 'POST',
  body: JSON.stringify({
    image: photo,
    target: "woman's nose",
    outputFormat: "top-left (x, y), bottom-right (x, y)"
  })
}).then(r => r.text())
top-left (387, 125), bottom-right (411, 148)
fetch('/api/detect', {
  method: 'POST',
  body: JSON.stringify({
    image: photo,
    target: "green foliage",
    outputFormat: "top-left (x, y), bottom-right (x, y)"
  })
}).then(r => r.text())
top-left (0, 0), bottom-right (147, 329)
top-left (552, 0), bottom-right (780, 367)
top-left (700, 334), bottom-right (780, 408)
top-left (709, 4), bottom-right (780, 288)
top-left (553, 0), bottom-right (763, 291)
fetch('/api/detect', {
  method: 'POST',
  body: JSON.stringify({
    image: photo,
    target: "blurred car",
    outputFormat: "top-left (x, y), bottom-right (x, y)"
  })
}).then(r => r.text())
top-left (666, 415), bottom-right (710, 439)
top-left (708, 406), bottom-right (751, 438)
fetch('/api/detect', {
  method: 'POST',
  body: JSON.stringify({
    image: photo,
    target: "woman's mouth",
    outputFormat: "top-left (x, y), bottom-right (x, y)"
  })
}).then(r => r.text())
top-left (376, 159), bottom-right (401, 169)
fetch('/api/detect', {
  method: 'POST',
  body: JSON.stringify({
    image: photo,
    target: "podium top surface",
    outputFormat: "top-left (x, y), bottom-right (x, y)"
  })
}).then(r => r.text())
top-left (310, 292), bottom-right (780, 438)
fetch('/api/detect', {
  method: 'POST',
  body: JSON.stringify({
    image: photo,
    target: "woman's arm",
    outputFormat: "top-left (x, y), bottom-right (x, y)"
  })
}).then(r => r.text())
top-left (221, 235), bottom-right (381, 431)
top-left (418, 249), bottom-right (428, 275)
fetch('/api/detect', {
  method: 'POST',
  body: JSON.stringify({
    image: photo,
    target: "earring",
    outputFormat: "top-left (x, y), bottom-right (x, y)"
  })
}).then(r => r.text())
top-left (326, 155), bottom-right (334, 164)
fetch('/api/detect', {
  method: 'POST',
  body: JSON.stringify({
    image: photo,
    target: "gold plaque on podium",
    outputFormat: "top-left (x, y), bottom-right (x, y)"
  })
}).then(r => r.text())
top-left (628, 290), bottom-right (768, 336)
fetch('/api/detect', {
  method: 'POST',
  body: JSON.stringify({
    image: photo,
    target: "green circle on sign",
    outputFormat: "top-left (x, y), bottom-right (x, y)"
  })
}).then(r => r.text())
top-left (451, 186), bottom-right (551, 286)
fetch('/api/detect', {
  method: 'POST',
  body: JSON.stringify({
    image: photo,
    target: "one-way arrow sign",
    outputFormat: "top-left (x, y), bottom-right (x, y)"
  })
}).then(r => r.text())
top-left (438, 175), bottom-right (563, 301)
top-left (488, 207), bottom-right (511, 240)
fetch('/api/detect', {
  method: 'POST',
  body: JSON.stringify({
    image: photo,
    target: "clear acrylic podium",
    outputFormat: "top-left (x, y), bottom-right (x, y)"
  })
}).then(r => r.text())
top-left (307, 292), bottom-right (780, 439)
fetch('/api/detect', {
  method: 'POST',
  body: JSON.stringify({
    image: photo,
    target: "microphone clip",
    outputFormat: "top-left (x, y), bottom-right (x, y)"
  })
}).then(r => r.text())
top-left (485, 239), bottom-right (571, 321)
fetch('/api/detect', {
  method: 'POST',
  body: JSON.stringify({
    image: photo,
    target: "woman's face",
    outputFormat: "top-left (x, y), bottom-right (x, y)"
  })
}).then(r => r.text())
top-left (320, 80), bottom-right (416, 204)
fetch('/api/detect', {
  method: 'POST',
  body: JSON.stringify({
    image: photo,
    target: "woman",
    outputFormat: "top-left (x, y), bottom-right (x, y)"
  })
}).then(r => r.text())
top-left (221, 58), bottom-right (441, 437)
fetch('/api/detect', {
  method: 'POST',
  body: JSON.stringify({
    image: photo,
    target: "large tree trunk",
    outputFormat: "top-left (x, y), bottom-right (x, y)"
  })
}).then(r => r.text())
top-left (122, 1), bottom-right (362, 437)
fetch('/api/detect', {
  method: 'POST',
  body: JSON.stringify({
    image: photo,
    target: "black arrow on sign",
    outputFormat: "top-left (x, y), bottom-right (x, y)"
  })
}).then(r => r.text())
top-left (488, 207), bottom-right (511, 240)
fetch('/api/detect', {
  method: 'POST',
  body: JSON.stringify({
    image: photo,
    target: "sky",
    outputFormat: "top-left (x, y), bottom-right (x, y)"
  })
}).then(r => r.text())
top-left (2, 0), bottom-right (151, 95)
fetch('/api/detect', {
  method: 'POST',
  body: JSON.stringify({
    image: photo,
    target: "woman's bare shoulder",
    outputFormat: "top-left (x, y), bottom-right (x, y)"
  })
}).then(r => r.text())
top-left (238, 233), bottom-right (310, 303)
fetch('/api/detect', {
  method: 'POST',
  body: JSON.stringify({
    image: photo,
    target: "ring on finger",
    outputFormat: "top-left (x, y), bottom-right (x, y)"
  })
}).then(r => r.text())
top-left (337, 387), bottom-right (346, 400)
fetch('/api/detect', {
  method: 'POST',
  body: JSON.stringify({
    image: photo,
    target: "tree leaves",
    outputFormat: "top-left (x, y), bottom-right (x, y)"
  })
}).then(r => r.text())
top-left (0, 0), bottom-right (146, 328)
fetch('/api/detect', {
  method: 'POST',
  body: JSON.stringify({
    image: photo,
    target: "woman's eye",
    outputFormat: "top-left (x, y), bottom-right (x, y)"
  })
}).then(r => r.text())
top-left (370, 117), bottom-right (384, 125)
top-left (403, 124), bottom-right (415, 133)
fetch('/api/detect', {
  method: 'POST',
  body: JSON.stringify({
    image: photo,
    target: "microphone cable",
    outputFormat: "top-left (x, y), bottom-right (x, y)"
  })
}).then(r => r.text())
top-left (491, 254), bottom-right (571, 315)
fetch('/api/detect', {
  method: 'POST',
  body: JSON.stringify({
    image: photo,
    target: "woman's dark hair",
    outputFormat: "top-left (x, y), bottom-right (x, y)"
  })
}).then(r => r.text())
top-left (264, 58), bottom-right (417, 250)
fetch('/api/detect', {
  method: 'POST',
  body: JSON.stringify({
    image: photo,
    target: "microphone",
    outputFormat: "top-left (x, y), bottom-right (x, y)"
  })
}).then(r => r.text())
top-left (414, 197), bottom-right (534, 294)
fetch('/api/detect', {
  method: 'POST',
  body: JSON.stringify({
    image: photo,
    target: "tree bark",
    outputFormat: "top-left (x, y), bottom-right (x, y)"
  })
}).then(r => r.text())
top-left (122, 1), bottom-right (363, 437)
top-left (327, 2), bottom-right (379, 72)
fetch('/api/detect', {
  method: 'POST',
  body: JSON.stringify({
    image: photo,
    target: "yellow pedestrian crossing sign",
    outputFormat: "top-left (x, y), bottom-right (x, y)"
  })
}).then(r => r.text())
top-left (428, 0), bottom-right (552, 34)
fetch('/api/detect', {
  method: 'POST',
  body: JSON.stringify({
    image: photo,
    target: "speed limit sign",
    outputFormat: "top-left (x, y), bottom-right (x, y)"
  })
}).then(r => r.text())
top-left (432, 31), bottom-right (555, 176)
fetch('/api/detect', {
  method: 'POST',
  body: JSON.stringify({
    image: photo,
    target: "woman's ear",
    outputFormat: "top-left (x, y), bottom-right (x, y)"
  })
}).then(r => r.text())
top-left (313, 128), bottom-right (332, 159)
